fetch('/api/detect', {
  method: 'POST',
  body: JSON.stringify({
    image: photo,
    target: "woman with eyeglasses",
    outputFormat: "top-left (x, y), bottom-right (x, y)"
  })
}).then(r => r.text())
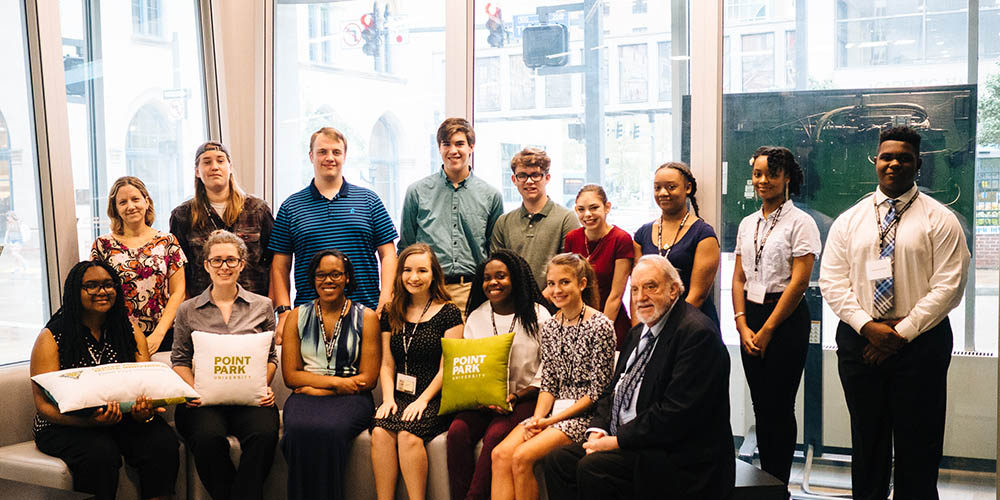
top-left (280, 249), bottom-right (380, 500)
top-left (31, 260), bottom-right (179, 500)
top-left (633, 162), bottom-right (721, 325)
top-left (170, 141), bottom-right (274, 299)
top-left (91, 176), bottom-right (186, 355)
top-left (170, 229), bottom-right (280, 500)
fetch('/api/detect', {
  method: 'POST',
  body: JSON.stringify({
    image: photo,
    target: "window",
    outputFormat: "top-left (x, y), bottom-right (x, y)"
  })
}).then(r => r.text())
top-left (0, 1), bottom-right (49, 364)
top-left (727, 0), bottom-right (768, 22)
top-left (131, 0), bottom-right (162, 38)
top-left (741, 32), bottom-right (774, 91)
top-left (619, 43), bottom-right (648, 104)
top-left (658, 41), bottom-right (672, 102)
top-left (62, 0), bottom-right (209, 258)
top-left (632, 0), bottom-right (648, 15)
top-left (474, 0), bottom-right (689, 235)
top-left (274, 0), bottom-right (447, 223)
top-left (835, 0), bottom-right (969, 68)
top-left (510, 54), bottom-right (536, 110)
top-left (307, 5), bottom-right (334, 65)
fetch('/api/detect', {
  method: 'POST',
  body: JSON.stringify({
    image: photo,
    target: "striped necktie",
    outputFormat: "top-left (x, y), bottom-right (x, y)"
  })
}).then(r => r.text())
top-left (873, 198), bottom-right (898, 317)
top-left (610, 329), bottom-right (656, 435)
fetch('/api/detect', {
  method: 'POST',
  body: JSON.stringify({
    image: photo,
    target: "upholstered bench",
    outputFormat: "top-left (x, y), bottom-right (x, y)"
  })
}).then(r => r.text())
top-left (0, 362), bottom-right (188, 500)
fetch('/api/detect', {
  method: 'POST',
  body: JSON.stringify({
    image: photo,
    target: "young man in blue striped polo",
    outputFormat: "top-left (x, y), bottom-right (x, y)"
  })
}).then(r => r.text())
top-left (269, 127), bottom-right (398, 341)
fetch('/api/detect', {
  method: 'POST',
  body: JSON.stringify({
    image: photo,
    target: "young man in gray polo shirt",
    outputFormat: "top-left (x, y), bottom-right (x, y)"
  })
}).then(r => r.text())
top-left (490, 147), bottom-right (578, 293)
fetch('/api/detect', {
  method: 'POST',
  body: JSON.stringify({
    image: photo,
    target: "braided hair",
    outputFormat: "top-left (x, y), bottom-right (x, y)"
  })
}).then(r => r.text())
top-left (49, 260), bottom-right (138, 368)
top-left (465, 249), bottom-right (544, 339)
top-left (655, 162), bottom-right (701, 217)
top-left (751, 146), bottom-right (804, 197)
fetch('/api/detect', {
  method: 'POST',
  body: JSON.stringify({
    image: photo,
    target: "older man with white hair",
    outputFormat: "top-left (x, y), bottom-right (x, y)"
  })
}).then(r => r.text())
top-left (543, 254), bottom-right (735, 500)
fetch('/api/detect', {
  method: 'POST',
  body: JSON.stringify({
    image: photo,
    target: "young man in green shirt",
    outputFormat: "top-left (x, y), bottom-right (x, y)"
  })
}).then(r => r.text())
top-left (490, 147), bottom-right (578, 293)
top-left (399, 118), bottom-right (503, 314)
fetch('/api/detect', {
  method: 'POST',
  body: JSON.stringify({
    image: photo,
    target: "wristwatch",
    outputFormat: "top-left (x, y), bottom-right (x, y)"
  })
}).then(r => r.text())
top-left (274, 305), bottom-right (291, 315)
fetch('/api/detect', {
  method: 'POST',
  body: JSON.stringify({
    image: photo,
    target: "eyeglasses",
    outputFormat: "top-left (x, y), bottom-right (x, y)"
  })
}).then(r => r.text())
top-left (207, 257), bottom-right (243, 268)
top-left (314, 271), bottom-right (346, 282)
top-left (514, 172), bottom-right (545, 182)
top-left (82, 280), bottom-right (116, 295)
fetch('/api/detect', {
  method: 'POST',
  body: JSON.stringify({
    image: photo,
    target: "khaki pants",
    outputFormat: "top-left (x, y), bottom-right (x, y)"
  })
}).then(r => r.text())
top-left (444, 281), bottom-right (472, 319)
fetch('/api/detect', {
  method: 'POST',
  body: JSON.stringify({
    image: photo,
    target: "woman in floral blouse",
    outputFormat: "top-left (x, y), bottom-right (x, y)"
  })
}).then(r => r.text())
top-left (91, 176), bottom-right (186, 355)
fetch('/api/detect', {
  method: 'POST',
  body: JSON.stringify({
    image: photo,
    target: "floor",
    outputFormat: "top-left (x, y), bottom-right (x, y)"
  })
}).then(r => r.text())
top-left (781, 460), bottom-right (997, 499)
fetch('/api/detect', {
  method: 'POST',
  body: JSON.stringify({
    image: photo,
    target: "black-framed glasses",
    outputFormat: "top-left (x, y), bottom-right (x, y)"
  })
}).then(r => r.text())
top-left (314, 271), bottom-right (346, 282)
top-left (207, 257), bottom-right (243, 268)
top-left (514, 172), bottom-right (545, 182)
top-left (82, 280), bottom-right (116, 295)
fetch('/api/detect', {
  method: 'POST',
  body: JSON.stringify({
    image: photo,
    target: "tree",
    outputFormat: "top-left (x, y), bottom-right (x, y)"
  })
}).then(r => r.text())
top-left (978, 64), bottom-right (1000, 147)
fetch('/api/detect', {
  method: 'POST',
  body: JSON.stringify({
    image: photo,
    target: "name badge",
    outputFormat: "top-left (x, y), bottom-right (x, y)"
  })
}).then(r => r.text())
top-left (867, 258), bottom-right (893, 281)
top-left (396, 373), bottom-right (417, 395)
top-left (746, 281), bottom-right (767, 304)
top-left (551, 398), bottom-right (574, 416)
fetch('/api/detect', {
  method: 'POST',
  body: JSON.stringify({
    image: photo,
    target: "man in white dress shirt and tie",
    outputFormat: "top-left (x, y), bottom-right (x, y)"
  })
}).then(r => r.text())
top-left (820, 125), bottom-right (970, 500)
top-left (543, 254), bottom-right (734, 500)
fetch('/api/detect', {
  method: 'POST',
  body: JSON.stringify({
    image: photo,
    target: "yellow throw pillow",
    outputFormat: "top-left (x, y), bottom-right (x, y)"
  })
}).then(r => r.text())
top-left (439, 332), bottom-right (515, 414)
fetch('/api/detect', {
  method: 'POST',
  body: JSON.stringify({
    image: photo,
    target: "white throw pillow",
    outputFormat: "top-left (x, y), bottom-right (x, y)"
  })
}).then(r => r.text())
top-left (32, 361), bottom-right (200, 414)
top-left (192, 330), bottom-right (272, 406)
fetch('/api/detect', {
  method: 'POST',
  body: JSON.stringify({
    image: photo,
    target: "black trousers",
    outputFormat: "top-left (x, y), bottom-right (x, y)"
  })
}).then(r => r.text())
top-left (740, 299), bottom-right (809, 485)
top-left (543, 443), bottom-right (637, 500)
top-left (837, 319), bottom-right (952, 500)
top-left (34, 415), bottom-right (179, 500)
top-left (175, 403), bottom-right (280, 500)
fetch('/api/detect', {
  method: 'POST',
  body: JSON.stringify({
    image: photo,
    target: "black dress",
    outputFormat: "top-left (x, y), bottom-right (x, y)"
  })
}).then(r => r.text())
top-left (372, 303), bottom-right (462, 441)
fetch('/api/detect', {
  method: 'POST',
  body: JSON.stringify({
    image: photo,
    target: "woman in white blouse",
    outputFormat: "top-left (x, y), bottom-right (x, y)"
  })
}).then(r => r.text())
top-left (731, 146), bottom-right (821, 487)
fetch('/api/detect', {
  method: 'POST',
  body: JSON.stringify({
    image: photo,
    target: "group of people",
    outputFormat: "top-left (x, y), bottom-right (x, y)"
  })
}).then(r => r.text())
top-left (26, 119), bottom-right (970, 500)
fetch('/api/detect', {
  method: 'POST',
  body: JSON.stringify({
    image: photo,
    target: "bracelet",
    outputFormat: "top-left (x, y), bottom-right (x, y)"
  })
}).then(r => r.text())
top-left (733, 312), bottom-right (746, 320)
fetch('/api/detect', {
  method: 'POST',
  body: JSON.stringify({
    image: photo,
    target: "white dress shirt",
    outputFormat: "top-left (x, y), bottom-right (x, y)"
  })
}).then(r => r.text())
top-left (735, 201), bottom-right (822, 293)
top-left (819, 184), bottom-right (970, 341)
top-left (464, 302), bottom-right (551, 392)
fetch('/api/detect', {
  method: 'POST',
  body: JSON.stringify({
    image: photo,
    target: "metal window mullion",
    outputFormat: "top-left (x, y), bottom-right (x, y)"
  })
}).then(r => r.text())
top-left (23, 0), bottom-right (81, 312)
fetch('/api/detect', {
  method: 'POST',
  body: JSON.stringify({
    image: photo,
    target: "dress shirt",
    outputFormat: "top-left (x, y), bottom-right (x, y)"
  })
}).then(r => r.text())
top-left (587, 300), bottom-right (675, 437)
top-left (171, 284), bottom-right (278, 367)
top-left (464, 302), bottom-right (551, 392)
top-left (819, 184), bottom-right (970, 341)
top-left (734, 201), bottom-right (821, 293)
top-left (490, 197), bottom-right (579, 291)
top-left (399, 168), bottom-right (504, 277)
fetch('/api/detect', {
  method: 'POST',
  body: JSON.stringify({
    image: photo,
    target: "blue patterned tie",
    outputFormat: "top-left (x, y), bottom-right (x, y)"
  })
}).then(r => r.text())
top-left (610, 330), bottom-right (655, 435)
top-left (873, 199), bottom-right (897, 317)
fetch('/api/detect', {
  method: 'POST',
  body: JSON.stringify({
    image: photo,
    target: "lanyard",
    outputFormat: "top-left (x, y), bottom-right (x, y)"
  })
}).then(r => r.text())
top-left (873, 192), bottom-right (918, 251)
top-left (315, 298), bottom-right (350, 360)
top-left (401, 298), bottom-right (432, 374)
top-left (752, 201), bottom-right (785, 273)
top-left (490, 304), bottom-right (518, 336)
top-left (556, 307), bottom-right (586, 359)
top-left (656, 210), bottom-right (690, 257)
top-left (202, 202), bottom-right (223, 231)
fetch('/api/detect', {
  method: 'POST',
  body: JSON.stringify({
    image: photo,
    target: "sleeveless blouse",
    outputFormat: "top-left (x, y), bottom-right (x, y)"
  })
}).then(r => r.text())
top-left (296, 300), bottom-right (366, 377)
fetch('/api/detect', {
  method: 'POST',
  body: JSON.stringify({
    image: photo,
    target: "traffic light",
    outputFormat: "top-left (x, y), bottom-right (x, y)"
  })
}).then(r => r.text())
top-left (632, 124), bottom-right (640, 139)
top-left (486, 3), bottom-right (506, 48)
top-left (615, 122), bottom-right (623, 139)
top-left (361, 11), bottom-right (380, 57)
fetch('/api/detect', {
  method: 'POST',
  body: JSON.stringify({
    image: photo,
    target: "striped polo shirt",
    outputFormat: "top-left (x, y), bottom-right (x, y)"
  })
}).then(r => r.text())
top-left (269, 179), bottom-right (397, 308)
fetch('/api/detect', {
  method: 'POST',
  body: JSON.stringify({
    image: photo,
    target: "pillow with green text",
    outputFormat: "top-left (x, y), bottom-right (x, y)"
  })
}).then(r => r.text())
top-left (192, 330), bottom-right (271, 406)
top-left (440, 332), bottom-right (514, 414)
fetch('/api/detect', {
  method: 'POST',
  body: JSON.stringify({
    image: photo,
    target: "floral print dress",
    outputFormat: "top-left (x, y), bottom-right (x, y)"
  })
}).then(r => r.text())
top-left (90, 231), bottom-right (186, 337)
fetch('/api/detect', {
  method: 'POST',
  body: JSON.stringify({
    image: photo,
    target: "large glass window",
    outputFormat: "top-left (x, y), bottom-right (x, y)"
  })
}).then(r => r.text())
top-left (473, 1), bottom-right (689, 235)
top-left (61, 0), bottom-right (209, 260)
top-left (0, 2), bottom-right (50, 364)
top-left (723, 0), bottom-right (997, 493)
top-left (273, 0), bottom-right (447, 253)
